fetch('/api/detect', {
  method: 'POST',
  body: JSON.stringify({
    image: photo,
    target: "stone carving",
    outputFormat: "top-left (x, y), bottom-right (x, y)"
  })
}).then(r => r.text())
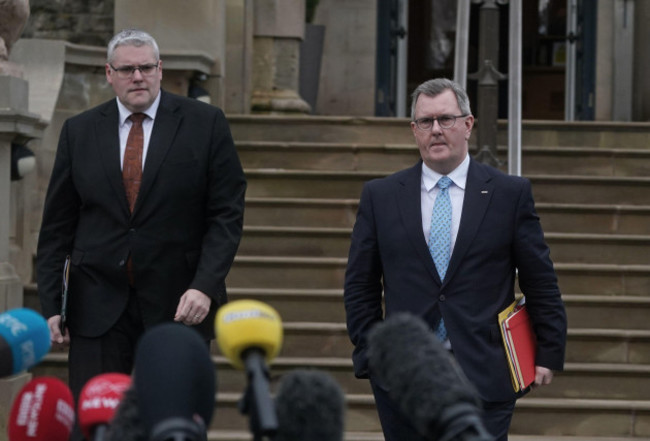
top-left (0, 0), bottom-right (30, 61)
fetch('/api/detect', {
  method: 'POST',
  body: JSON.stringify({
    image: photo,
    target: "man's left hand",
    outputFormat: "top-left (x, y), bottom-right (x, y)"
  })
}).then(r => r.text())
top-left (532, 366), bottom-right (554, 388)
top-left (174, 289), bottom-right (211, 326)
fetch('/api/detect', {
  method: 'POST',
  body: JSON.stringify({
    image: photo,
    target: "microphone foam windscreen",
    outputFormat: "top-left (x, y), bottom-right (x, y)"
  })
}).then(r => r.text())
top-left (106, 386), bottom-right (146, 441)
top-left (274, 369), bottom-right (345, 441)
top-left (0, 308), bottom-right (51, 377)
top-left (215, 299), bottom-right (283, 369)
top-left (77, 372), bottom-right (131, 439)
top-left (8, 376), bottom-right (75, 441)
top-left (134, 323), bottom-right (216, 433)
top-left (367, 313), bottom-right (481, 436)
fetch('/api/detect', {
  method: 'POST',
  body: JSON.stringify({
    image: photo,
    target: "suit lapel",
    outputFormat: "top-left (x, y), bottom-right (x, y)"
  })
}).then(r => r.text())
top-left (96, 101), bottom-right (131, 218)
top-left (134, 91), bottom-right (182, 216)
top-left (445, 159), bottom-right (494, 283)
top-left (397, 161), bottom-right (443, 284)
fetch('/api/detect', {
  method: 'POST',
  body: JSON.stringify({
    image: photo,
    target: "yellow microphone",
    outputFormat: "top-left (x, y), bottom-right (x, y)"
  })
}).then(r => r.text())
top-left (214, 299), bottom-right (283, 438)
top-left (215, 299), bottom-right (283, 369)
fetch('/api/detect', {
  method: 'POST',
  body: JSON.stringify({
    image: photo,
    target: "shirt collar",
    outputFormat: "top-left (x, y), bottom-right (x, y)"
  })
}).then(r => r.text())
top-left (116, 91), bottom-right (161, 126)
top-left (422, 154), bottom-right (470, 192)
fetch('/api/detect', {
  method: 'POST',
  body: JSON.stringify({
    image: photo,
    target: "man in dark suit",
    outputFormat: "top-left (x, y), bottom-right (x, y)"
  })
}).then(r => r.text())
top-left (36, 29), bottom-right (245, 437)
top-left (344, 78), bottom-right (566, 441)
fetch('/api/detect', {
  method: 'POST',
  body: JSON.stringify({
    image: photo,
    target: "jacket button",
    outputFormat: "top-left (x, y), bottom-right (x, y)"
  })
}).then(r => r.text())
top-left (119, 259), bottom-right (126, 266)
top-left (439, 295), bottom-right (446, 302)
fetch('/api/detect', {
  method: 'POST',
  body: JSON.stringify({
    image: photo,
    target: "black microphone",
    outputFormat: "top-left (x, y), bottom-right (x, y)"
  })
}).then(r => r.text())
top-left (133, 323), bottom-right (216, 441)
top-left (106, 386), bottom-right (146, 441)
top-left (367, 313), bottom-right (494, 441)
top-left (274, 369), bottom-right (345, 441)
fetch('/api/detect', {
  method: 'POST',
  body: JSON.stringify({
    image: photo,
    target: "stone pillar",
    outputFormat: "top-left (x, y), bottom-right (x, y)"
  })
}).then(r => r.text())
top-left (0, 2), bottom-right (40, 437)
top-left (251, 0), bottom-right (311, 114)
top-left (0, 75), bottom-right (43, 441)
top-left (115, 0), bottom-right (225, 106)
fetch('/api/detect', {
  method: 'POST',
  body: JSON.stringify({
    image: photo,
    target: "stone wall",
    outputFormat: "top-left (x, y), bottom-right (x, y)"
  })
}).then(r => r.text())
top-left (22, 0), bottom-right (114, 46)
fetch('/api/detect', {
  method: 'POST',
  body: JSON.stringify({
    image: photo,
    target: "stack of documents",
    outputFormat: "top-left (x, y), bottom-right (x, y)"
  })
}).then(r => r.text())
top-left (498, 297), bottom-right (536, 392)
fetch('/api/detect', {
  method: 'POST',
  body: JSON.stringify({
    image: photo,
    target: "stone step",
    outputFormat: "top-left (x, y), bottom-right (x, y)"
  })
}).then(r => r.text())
top-left (206, 431), bottom-right (389, 441)
top-left (244, 197), bottom-right (650, 235)
top-left (511, 398), bottom-right (650, 438)
top-left (229, 115), bottom-right (414, 145)
top-left (226, 256), bottom-right (347, 290)
top-left (244, 169), bottom-right (650, 205)
top-left (207, 433), bottom-right (650, 441)
top-left (21, 286), bottom-right (650, 342)
top-left (530, 175), bottom-right (650, 205)
top-left (31, 354), bottom-right (650, 437)
top-left (210, 394), bottom-right (650, 436)
top-left (211, 358), bottom-right (650, 402)
top-left (238, 141), bottom-right (650, 177)
top-left (229, 115), bottom-right (650, 149)
top-left (537, 203), bottom-right (650, 235)
top-left (237, 141), bottom-right (419, 173)
top-left (563, 295), bottom-right (650, 330)
top-left (238, 226), bottom-right (650, 265)
top-left (208, 392), bottom-right (380, 432)
top-left (254, 361), bottom-right (650, 402)
top-left (244, 197), bottom-right (360, 228)
top-left (228, 256), bottom-right (650, 295)
top-left (228, 320), bottom-right (650, 363)
top-left (238, 226), bottom-right (351, 258)
top-left (228, 289), bottom-right (650, 330)
top-left (228, 287), bottom-right (346, 322)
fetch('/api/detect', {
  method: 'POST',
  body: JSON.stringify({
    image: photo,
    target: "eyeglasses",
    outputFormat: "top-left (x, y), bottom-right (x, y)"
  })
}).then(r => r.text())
top-left (413, 114), bottom-right (468, 130)
top-left (109, 63), bottom-right (159, 79)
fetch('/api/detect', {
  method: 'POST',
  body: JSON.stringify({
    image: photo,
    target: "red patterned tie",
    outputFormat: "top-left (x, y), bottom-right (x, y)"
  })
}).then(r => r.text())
top-left (123, 113), bottom-right (146, 213)
top-left (123, 113), bottom-right (145, 286)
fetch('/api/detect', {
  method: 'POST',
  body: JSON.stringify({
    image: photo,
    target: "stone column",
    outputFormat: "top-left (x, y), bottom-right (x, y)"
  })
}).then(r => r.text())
top-left (251, 0), bottom-right (311, 114)
top-left (0, 75), bottom-right (44, 441)
top-left (115, 0), bottom-right (225, 106)
top-left (0, 2), bottom-right (40, 437)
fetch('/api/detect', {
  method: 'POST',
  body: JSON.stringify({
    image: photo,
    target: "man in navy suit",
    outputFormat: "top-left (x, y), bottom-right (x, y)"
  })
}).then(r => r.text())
top-left (36, 29), bottom-right (246, 439)
top-left (344, 78), bottom-right (566, 441)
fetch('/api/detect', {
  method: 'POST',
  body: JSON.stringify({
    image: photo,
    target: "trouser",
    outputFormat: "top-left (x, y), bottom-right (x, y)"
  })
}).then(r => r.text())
top-left (370, 377), bottom-right (516, 441)
top-left (68, 288), bottom-right (145, 441)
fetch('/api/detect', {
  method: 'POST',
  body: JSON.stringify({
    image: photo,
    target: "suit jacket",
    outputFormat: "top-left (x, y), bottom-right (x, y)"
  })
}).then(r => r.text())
top-left (36, 90), bottom-right (246, 340)
top-left (344, 158), bottom-right (566, 402)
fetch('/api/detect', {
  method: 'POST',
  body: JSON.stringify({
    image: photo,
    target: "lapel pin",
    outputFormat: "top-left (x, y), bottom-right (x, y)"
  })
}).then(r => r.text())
top-left (481, 190), bottom-right (488, 194)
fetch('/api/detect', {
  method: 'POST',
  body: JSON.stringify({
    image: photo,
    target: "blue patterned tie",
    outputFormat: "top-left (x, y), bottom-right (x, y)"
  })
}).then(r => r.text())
top-left (429, 176), bottom-right (452, 341)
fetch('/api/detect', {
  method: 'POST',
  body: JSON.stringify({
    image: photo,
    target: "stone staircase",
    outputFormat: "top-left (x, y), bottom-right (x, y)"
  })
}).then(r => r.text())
top-left (27, 115), bottom-right (650, 440)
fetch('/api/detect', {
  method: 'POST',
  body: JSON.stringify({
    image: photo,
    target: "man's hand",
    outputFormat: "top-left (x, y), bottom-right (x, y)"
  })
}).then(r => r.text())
top-left (47, 315), bottom-right (70, 344)
top-left (532, 365), bottom-right (554, 388)
top-left (174, 289), bottom-right (211, 326)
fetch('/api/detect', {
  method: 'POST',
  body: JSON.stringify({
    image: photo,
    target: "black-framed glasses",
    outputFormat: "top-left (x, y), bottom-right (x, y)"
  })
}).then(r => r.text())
top-left (413, 114), bottom-right (469, 130)
top-left (109, 63), bottom-right (159, 79)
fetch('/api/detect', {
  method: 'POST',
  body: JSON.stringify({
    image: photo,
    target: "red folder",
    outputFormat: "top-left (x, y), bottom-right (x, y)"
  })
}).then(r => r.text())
top-left (498, 298), bottom-right (536, 392)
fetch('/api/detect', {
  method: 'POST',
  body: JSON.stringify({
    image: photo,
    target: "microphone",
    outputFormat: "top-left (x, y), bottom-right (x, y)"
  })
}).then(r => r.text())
top-left (105, 386), bottom-right (146, 441)
top-left (215, 299), bottom-right (283, 440)
top-left (0, 308), bottom-right (51, 378)
top-left (274, 369), bottom-right (345, 441)
top-left (367, 313), bottom-right (494, 441)
top-left (7, 376), bottom-right (75, 441)
top-left (134, 322), bottom-right (215, 441)
top-left (78, 373), bottom-right (131, 441)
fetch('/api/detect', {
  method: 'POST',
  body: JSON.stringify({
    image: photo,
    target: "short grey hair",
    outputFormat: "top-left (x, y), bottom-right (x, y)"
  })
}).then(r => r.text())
top-left (410, 78), bottom-right (472, 120)
top-left (107, 29), bottom-right (160, 63)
